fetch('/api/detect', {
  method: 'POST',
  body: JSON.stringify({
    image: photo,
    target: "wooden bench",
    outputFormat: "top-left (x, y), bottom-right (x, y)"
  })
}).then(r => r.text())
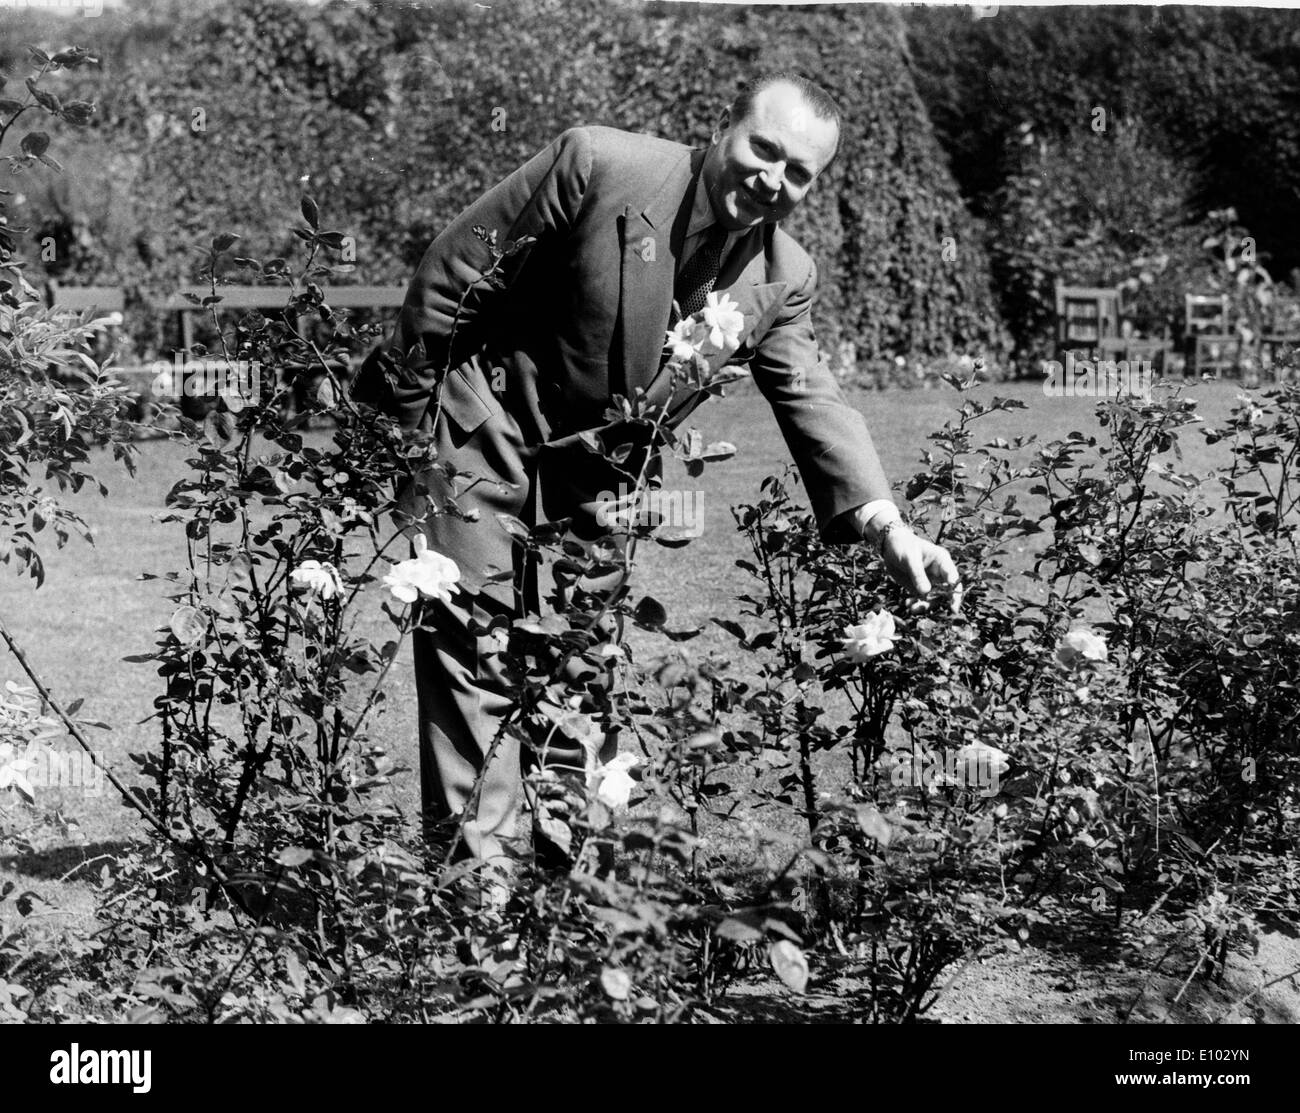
top-left (163, 284), bottom-right (406, 350)
top-left (46, 282), bottom-right (125, 315)
top-left (161, 285), bottom-right (407, 417)
top-left (45, 284), bottom-right (127, 368)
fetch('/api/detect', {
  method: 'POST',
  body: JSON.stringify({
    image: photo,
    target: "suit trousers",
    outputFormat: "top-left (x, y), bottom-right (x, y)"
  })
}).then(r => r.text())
top-left (404, 361), bottom-right (621, 868)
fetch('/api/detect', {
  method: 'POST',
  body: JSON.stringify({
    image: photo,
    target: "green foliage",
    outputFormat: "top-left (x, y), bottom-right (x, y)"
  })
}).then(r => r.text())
top-left (5, 10), bottom-right (1299, 1028)
top-left (9, 216), bottom-right (1299, 1025)
top-left (907, 6), bottom-right (1300, 299)
top-left (31, 183), bottom-right (781, 1023)
top-left (713, 368), bottom-right (1299, 1016)
top-left (18, 0), bottom-right (1008, 375)
top-left (0, 45), bottom-right (141, 1013)
top-left (0, 46), bottom-right (140, 583)
top-left (989, 120), bottom-right (1216, 362)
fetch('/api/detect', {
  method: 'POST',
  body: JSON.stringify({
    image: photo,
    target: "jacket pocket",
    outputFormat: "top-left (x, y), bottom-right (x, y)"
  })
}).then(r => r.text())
top-left (435, 353), bottom-right (502, 438)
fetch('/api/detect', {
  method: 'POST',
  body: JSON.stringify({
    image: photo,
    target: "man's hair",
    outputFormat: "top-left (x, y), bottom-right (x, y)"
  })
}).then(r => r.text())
top-left (728, 71), bottom-right (843, 165)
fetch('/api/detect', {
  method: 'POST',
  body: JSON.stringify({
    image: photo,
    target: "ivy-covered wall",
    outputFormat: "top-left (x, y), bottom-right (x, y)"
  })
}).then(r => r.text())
top-left (4, 0), bottom-right (1010, 373)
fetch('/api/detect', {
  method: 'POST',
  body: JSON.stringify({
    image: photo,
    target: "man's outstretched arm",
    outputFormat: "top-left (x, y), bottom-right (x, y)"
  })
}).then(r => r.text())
top-left (749, 254), bottom-right (962, 612)
top-left (748, 255), bottom-right (891, 533)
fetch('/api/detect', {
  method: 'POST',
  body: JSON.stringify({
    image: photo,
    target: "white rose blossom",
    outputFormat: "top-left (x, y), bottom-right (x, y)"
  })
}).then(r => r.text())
top-left (665, 318), bottom-right (702, 363)
top-left (588, 752), bottom-right (640, 809)
top-left (841, 610), bottom-right (898, 662)
top-left (701, 291), bottom-right (745, 351)
top-left (291, 559), bottom-right (345, 600)
top-left (1057, 628), bottom-right (1107, 666)
top-left (383, 534), bottom-right (462, 605)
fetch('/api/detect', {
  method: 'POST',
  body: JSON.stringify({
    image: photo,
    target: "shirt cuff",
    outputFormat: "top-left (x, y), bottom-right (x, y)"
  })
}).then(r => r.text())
top-left (849, 499), bottom-right (902, 544)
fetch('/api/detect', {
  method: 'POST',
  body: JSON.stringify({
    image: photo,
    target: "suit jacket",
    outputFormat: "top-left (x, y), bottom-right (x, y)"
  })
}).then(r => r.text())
top-left (352, 125), bottom-right (892, 542)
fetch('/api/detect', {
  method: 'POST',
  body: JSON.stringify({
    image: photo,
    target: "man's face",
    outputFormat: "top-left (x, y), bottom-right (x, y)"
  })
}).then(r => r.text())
top-left (701, 82), bottom-right (839, 232)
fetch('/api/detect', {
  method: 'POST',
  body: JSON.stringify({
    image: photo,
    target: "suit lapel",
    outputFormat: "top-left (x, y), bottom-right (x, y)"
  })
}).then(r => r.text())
top-left (618, 148), bottom-right (700, 399)
top-left (644, 233), bottom-right (787, 418)
top-left (618, 206), bottom-right (671, 399)
top-left (616, 147), bottom-right (790, 422)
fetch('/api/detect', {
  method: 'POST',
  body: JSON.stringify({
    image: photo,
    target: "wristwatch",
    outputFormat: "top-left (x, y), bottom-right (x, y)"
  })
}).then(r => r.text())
top-left (854, 499), bottom-right (903, 547)
top-left (876, 518), bottom-right (908, 554)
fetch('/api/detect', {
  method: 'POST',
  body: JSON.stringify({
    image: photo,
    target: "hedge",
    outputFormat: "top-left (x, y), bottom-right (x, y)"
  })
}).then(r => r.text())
top-left (6, 0), bottom-right (1011, 374)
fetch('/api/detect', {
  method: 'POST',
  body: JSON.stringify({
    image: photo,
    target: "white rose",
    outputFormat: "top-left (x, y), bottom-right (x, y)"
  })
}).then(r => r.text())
top-left (382, 534), bottom-right (462, 605)
top-left (665, 318), bottom-right (701, 363)
top-left (841, 611), bottom-right (898, 662)
top-left (589, 752), bottom-right (640, 809)
top-left (701, 291), bottom-right (745, 351)
top-left (291, 559), bottom-right (344, 600)
top-left (1057, 628), bottom-right (1107, 666)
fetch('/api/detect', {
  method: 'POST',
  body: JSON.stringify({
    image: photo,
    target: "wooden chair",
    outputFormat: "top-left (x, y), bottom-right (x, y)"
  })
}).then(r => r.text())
top-left (1184, 293), bottom-right (1237, 377)
top-left (1193, 333), bottom-right (1241, 379)
top-left (1055, 283), bottom-right (1122, 356)
top-left (1260, 293), bottom-right (1300, 382)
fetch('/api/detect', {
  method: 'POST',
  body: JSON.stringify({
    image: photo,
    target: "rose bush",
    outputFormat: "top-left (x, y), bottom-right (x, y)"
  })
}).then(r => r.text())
top-left (3, 39), bottom-right (1296, 1026)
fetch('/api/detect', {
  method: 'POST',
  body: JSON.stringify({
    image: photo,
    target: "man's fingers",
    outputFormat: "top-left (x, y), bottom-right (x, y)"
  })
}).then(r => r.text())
top-left (882, 531), bottom-right (964, 611)
top-left (926, 545), bottom-right (960, 588)
top-left (881, 531), bottom-right (930, 595)
top-left (922, 544), bottom-right (963, 615)
top-left (905, 547), bottom-right (932, 597)
top-left (922, 546), bottom-right (964, 614)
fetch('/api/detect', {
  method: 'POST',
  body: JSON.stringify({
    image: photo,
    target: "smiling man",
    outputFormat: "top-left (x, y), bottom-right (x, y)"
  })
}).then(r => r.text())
top-left (354, 72), bottom-right (961, 870)
top-left (701, 77), bottom-right (839, 230)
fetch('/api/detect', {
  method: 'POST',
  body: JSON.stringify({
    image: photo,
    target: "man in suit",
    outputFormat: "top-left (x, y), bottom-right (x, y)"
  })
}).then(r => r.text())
top-left (353, 72), bottom-right (961, 869)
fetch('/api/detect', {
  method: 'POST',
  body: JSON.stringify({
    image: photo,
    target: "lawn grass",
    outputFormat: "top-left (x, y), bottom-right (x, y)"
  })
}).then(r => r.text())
top-left (0, 377), bottom-right (1249, 921)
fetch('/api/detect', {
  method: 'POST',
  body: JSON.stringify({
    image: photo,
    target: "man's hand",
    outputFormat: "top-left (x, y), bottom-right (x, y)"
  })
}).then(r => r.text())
top-left (879, 523), bottom-right (963, 615)
top-left (851, 501), bottom-right (962, 614)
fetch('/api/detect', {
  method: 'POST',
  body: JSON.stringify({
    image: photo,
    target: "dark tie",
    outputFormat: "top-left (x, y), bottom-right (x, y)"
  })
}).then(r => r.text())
top-left (673, 224), bottom-right (728, 321)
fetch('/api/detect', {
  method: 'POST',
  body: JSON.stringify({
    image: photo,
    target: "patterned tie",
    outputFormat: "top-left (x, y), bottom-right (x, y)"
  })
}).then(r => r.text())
top-left (673, 223), bottom-right (728, 322)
